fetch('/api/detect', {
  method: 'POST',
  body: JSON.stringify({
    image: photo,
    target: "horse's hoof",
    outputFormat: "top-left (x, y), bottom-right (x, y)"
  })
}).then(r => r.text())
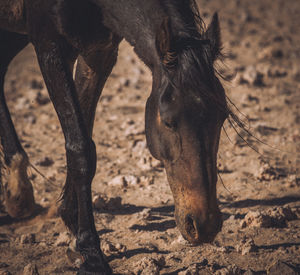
top-left (76, 260), bottom-right (112, 275)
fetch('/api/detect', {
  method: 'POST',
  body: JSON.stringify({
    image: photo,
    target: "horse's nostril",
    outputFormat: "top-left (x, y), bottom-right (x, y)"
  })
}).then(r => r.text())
top-left (185, 215), bottom-right (198, 240)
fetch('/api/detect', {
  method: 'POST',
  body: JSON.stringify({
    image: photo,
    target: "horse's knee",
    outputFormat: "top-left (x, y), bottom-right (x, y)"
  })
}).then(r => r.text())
top-left (66, 139), bottom-right (97, 181)
top-left (1, 152), bottom-right (35, 218)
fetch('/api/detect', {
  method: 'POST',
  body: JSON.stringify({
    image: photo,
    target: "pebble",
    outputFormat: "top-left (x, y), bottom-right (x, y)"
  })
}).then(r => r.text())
top-left (258, 46), bottom-right (284, 60)
top-left (15, 97), bottom-right (30, 111)
top-left (171, 235), bottom-right (188, 246)
top-left (179, 259), bottom-right (208, 275)
top-left (124, 175), bottom-right (139, 185)
top-left (136, 208), bottom-right (152, 221)
top-left (240, 65), bottom-right (264, 86)
top-left (267, 66), bottom-right (288, 78)
top-left (36, 157), bottom-right (54, 167)
top-left (23, 263), bottom-right (39, 275)
top-left (255, 162), bottom-right (287, 181)
top-left (108, 175), bottom-right (127, 187)
top-left (101, 239), bottom-right (117, 254)
top-left (178, 264), bottom-right (202, 275)
top-left (30, 79), bottom-right (44, 90)
top-left (133, 256), bottom-right (164, 275)
top-left (240, 211), bottom-right (272, 228)
top-left (35, 91), bottom-right (50, 105)
top-left (20, 233), bottom-right (36, 244)
top-left (215, 265), bottom-right (243, 275)
top-left (267, 261), bottom-right (297, 275)
top-left (235, 237), bottom-right (257, 255)
top-left (54, 231), bottom-right (71, 247)
top-left (101, 239), bottom-right (126, 255)
top-left (24, 113), bottom-right (37, 124)
top-left (93, 194), bottom-right (122, 211)
top-left (240, 206), bottom-right (297, 228)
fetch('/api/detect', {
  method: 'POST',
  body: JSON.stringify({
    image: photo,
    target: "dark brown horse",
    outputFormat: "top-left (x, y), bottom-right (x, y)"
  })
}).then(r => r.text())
top-left (0, 0), bottom-right (230, 274)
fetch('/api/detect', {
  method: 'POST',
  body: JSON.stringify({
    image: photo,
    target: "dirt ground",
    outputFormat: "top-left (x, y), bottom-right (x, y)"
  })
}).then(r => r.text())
top-left (0, 0), bottom-right (300, 274)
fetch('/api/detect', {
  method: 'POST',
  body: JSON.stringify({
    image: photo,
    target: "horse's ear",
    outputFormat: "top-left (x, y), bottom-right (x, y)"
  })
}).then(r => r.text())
top-left (156, 17), bottom-right (173, 63)
top-left (204, 12), bottom-right (222, 61)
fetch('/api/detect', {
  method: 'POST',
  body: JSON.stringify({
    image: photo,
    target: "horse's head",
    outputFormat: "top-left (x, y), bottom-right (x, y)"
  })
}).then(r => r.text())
top-left (146, 13), bottom-right (227, 244)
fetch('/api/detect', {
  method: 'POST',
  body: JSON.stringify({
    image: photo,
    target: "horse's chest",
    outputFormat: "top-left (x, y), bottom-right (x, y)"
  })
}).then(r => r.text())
top-left (50, 0), bottom-right (111, 52)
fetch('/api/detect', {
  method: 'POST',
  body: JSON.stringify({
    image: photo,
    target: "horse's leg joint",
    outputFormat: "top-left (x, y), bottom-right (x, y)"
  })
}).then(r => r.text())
top-left (76, 231), bottom-right (111, 275)
top-left (1, 152), bottom-right (35, 218)
top-left (65, 138), bottom-right (97, 181)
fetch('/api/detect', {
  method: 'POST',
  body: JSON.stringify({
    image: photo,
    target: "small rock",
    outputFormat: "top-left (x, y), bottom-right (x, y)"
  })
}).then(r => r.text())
top-left (241, 206), bottom-right (298, 229)
top-left (137, 157), bottom-right (152, 171)
top-left (20, 233), bottom-right (36, 244)
top-left (236, 237), bottom-right (257, 255)
top-left (240, 211), bottom-right (272, 228)
top-left (93, 195), bottom-right (106, 210)
top-left (171, 235), bottom-right (188, 245)
top-left (24, 113), bottom-right (36, 124)
top-left (266, 206), bottom-right (297, 227)
top-left (36, 157), bottom-right (54, 167)
top-left (101, 239), bottom-right (117, 255)
top-left (133, 257), bottom-right (161, 275)
top-left (179, 259), bottom-right (208, 275)
top-left (23, 263), bottom-right (39, 275)
top-left (136, 208), bottom-right (152, 221)
top-left (241, 66), bottom-right (264, 86)
top-left (258, 46), bottom-right (284, 60)
top-left (255, 162), bottom-right (287, 181)
top-left (267, 67), bottom-right (287, 78)
top-left (54, 231), bottom-right (71, 247)
top-left (36, 91), bottom-right (50, 105)
top-left (0, 263), bottom-right (9, 268)
top-left (108, 175), bottom-right (127, 187)
top-left (178, 264), bottom-right (202, 275)
top-left (115, 242), bottom-right (127, 253)
top-left (124, 175), bottom-right (139, 185)
top-left (101, 239), bottom-right (126, 255)
top-left (267, 261), bottom-right (297, 275)
top-left (216, 246), bottom-right (231, 253)
top-left (31, 79), bottom-right (44, 90)
top-left (215, 265), bottom-right (243, 275)
top-left (15, 97), bottom-right (30, 110)
top-left (40, 197), bottom-right (49, 206)
top-left (119, 77), bottom-right (130, 87)
top-left (93, 194), bottom-right (122, 211)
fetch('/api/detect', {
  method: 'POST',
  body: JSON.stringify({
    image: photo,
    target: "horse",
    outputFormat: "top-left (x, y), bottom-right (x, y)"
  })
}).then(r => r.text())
top-left (0, 0), bottom-right (231, 274)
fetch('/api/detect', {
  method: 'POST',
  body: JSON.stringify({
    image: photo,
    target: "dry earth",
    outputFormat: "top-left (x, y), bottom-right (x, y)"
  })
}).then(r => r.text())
top-left (0, 0), bottom-right (300, 274)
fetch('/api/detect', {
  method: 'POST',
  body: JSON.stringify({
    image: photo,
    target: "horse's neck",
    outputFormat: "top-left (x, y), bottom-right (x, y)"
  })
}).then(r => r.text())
top-left (91, 0), bottom-right (169, 68)
top-left (0, 0), bottom-right (26, 34)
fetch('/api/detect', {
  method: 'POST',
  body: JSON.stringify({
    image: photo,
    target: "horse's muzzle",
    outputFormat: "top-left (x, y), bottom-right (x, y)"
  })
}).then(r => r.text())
top-left (178, 209), bottom-right (223, 245)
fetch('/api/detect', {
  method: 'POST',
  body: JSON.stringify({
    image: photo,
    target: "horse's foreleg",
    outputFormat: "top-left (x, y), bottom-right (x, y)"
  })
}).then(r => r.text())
top-left (60, 42), bottom-right (120, 273)
top-left (32, 33), bottom-right (112, 273)
top-left (0, 30), bottom-right (35, 218)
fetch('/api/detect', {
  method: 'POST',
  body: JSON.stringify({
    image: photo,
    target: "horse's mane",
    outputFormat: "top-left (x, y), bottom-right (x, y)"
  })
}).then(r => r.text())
top-left (161, 0), bottom-right (250, 138)
top-left (160, 1), bottom-right (224, 109)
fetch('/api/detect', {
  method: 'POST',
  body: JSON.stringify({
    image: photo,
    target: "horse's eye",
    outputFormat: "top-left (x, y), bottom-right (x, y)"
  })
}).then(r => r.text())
top-left (163, 119), bottom-right (177, 130)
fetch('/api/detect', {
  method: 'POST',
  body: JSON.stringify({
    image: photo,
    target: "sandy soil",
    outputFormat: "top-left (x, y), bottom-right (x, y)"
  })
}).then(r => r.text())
top-left (0, 0), bottom-right (299, 274)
